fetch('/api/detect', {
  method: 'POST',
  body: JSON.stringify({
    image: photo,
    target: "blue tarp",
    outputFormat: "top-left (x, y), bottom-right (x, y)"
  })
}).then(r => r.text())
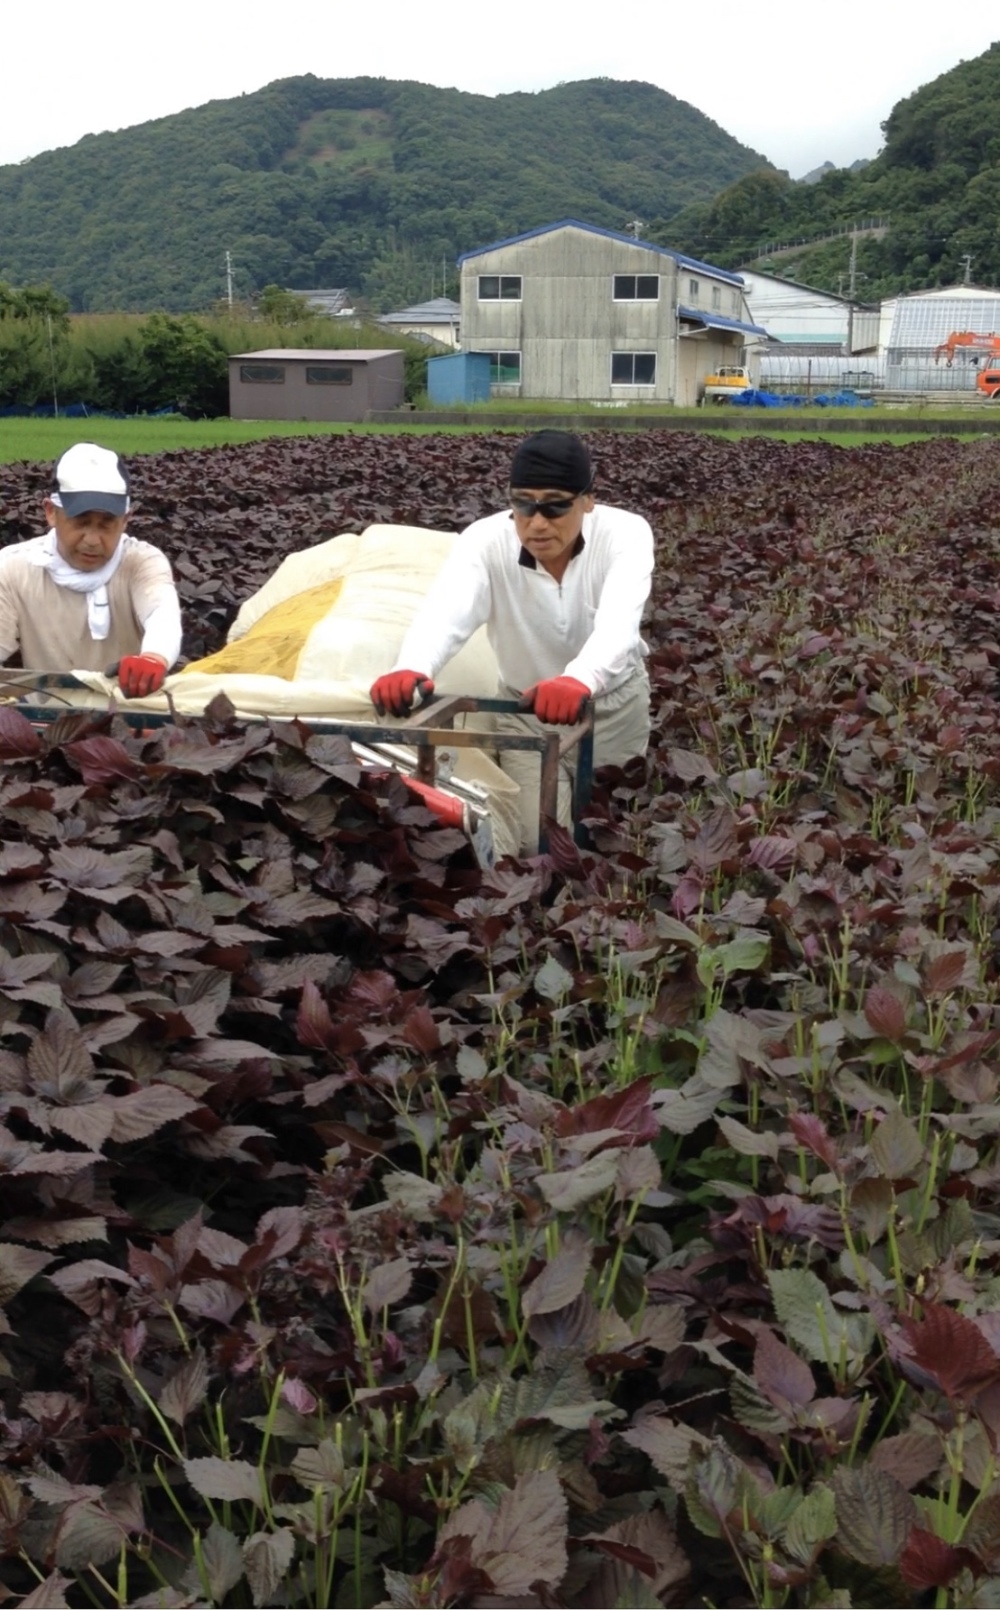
top-left (0, 404), bottom-right (180, 419)
top-left (814, 390), bottom-right (875, 408)
top-left (729, 389), bottom-right (802, 408)
top-left (728, 388), bottom-right (874, 409)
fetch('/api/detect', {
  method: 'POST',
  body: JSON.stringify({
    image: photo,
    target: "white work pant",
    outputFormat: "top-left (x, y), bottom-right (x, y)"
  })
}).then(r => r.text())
top-left (496, 665), bottom-right (651, 854)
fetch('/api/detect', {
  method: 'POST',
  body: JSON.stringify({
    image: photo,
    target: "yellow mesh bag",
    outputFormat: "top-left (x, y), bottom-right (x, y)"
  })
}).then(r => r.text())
top-left (181, 578), bottom-right (345, 681)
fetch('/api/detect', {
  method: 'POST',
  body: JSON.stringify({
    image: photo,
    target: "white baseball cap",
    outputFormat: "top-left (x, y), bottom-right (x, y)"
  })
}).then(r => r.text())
top-left (52, 443), bottom-right (131, 518)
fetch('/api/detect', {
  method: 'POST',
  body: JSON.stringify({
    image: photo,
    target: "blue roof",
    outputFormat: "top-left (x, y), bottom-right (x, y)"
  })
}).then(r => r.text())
top-left (677, 305), bottom-right (770, 339)
top-left (456, 218), bottom-right (745, 287)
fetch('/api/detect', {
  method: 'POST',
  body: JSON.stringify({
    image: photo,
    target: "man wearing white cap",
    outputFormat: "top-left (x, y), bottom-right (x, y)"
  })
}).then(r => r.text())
top-left (0, 442), bottom-right (182, 697)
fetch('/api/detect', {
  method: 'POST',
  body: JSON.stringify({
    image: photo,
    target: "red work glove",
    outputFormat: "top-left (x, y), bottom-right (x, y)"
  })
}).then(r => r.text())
top-left (370, 670), bottom-right (435, 717)
top-left (117, 654), bottom-right (168, 698)
top-left (524, 676), bottom-right (591, 724)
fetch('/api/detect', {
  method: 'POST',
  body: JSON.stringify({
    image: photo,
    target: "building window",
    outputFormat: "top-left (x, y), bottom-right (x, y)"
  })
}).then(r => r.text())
top-left (478, 275), bottom-right (522, 301)
top-left (613, 274), bottom-right (659, 301)
top-left (711, 286), bottom-right (722, 310)
top-left (611, 353), bottom-right (656, 385)
top-left (475, 350), bottom-right (521, 383)
top-left (688, 278), bottom-right (699, 300)
top-left (306, 365), bottom-right (353, 385)
top-left (240, 364), bottom-right (285, 383)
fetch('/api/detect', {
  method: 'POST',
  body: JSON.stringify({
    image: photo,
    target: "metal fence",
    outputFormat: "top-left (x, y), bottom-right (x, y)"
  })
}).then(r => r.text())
top-left (758, 354), bottom-right (886, 393)
top-left (758, 351), bottom-right (994, 395)
top-left (885, 353), bottom-right (995, 392)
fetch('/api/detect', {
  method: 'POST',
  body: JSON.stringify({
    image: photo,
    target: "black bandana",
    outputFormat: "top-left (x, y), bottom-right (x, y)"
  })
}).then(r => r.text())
top-left (509, 430), bottom-right (592, 493)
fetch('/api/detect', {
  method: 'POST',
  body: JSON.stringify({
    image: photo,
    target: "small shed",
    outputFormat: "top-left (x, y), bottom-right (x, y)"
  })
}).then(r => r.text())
top-left (427, 351), bottom-right (491, 405)
top-left (228, 349), bottom-right (404, 421)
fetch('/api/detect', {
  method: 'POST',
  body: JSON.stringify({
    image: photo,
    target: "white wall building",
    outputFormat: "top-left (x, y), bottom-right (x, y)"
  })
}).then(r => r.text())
top-left (740, 269), bottom-right (879, 353)
top-left (378, 297), bottom-right (461, 349)
top-left (296, 288), bottom-right (355, 318)
top-left (740, 269), bottom-right (851, 345)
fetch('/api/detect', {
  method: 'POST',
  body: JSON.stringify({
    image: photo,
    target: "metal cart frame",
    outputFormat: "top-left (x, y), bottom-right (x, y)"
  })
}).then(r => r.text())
top-left (3, 680), bottom-right (595, 855)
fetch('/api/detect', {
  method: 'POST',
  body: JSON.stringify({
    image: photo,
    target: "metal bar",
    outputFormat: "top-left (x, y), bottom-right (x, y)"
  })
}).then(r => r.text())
top-left (16, 704), bottom-right (175, 730)
top-left (0, 672), bottom-right (92, 690)
top-left (403, 695), bottom-right (464, 729)
top-left (0, 673), bottom-right (95, 707)
top-left (538, 733), bottom-right (562, 853)
top-left (405, 694), bottom-right (596, 721)
top-left (13, 706), bottom-right (583, 756)
top-left (414, 740), bottom-right (436, 786)
top-left (570, 717), bottom-right (595, 844)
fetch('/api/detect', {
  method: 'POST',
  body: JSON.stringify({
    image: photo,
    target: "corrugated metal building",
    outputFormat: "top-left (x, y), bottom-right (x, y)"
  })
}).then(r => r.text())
top-left (228, 349), bottom-right (404, 421)
top-left (457, 220), bottom-right (768, 406)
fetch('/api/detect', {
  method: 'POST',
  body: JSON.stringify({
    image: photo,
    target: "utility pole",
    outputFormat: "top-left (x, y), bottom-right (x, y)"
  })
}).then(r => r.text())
top-left (46, 313), bottom-right (58, 417)
top-left (624, 218), bottom-right (644, 239)
top-left (845, 226), bottom-right (868, 354)
top-left (843, 230), bottom-right (863, 355)
top-left (959, 252), bottom-right (974, 285)
top-left (848, 227), bottom-right (858, 298)
top-left (225, 250), bottom-right (234, 311)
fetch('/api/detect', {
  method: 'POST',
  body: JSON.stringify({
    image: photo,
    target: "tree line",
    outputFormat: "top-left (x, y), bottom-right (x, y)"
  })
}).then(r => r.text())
top-left (7, 45), bottom-right (998, 329)
top-left (0, 288), bottom-right (430, 415)
top-left (0, 75), bottom-right (770, 315)
top-left (658, 43), bottom-right (1000, 298)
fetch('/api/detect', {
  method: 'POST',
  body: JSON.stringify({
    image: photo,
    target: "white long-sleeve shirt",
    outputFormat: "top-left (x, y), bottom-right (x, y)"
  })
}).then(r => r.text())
top-left (393, 505), bottom-right (653, 695)
top-left (0, 536), bottom-right (182, 672)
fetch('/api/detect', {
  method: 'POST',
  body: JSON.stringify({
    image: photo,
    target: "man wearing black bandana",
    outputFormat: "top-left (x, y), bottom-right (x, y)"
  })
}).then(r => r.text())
top-left (371, 430), bottom-right (653, 851)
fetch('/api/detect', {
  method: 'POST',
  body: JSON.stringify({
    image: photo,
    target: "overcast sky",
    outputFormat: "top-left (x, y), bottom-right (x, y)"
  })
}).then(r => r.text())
top-left (3, 2), bottom-right (998, 177)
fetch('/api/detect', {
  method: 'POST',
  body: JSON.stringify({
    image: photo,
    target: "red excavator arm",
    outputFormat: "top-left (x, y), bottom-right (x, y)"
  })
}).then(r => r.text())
top-left (934, 330), bottom-right (1000, 364)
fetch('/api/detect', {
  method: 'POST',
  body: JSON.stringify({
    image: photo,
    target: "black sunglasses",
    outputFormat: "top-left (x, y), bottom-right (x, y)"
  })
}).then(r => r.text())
top-left (509, 493), bottom-right (579, 519)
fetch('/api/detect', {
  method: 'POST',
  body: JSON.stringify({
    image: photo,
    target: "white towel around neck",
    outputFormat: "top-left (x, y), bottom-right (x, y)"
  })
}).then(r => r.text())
top-left (29, 528), bottom-right (129, 641)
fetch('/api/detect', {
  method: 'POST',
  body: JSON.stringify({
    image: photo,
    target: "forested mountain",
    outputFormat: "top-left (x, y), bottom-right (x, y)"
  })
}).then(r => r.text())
top-left (0, 76), bottom-right (770, 313)
top-left (659, 41), bottom-right (1000, 298)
